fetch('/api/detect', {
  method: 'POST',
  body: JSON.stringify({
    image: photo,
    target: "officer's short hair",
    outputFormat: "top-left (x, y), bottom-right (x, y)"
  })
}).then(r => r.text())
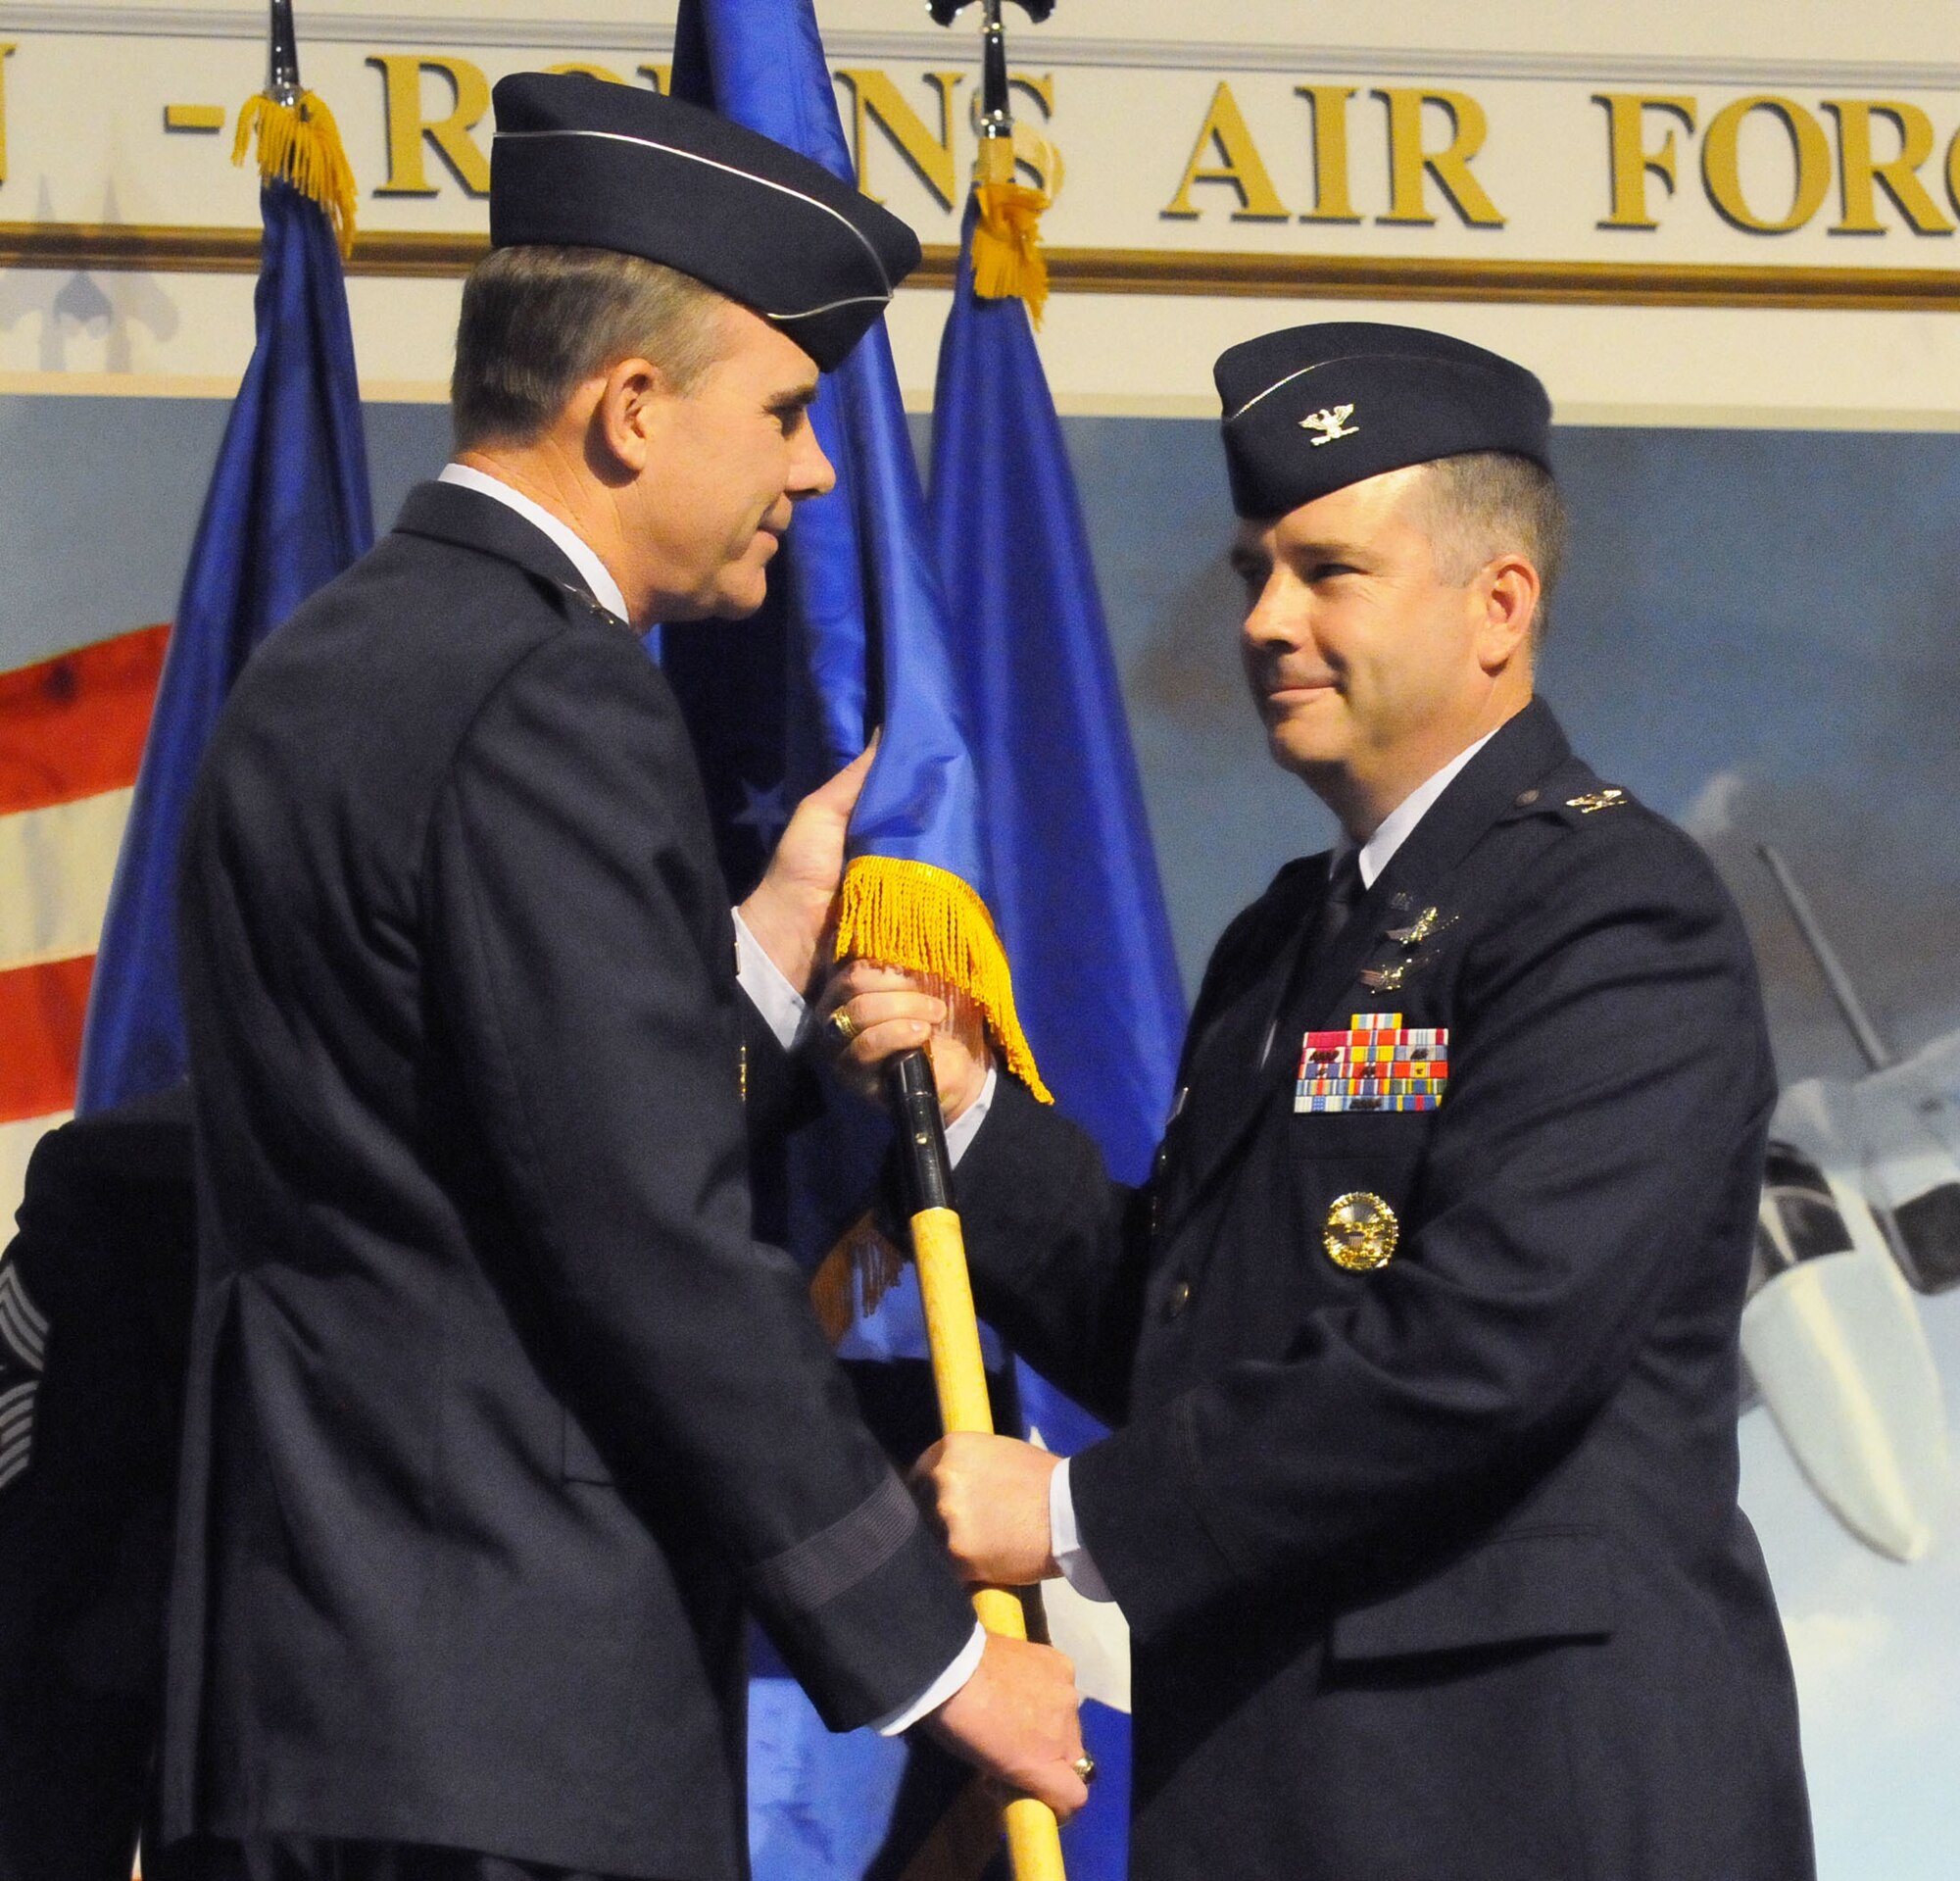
top-left (451, 244), bottom-right (727, 450)
top-left (1411, 451), bottom-right (1568, 640)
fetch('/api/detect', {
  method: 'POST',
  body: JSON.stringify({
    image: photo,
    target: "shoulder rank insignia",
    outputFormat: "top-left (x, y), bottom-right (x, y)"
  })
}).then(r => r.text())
top-left (1297, 1013), bottom-right (1447, 1113)
top-left (1325, 1191), bottom-right (1398, 1271)
top-left (1566, 787), bottom-right (1628, 815)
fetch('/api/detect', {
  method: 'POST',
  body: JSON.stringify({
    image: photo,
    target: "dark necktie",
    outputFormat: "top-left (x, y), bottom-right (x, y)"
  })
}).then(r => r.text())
top-left (1260, 847), bottom-right (1364, 1067)
top-left (1315, 846), bottom-right (1365, 960)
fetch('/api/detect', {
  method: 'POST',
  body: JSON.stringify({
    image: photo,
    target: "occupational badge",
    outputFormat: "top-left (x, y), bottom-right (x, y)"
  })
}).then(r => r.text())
top-left (1385, 906), bottom-right (1450, 947)
top-left (1566, 787), bottom-right (1628, 814)
top-left (1360, 906), bottom-right (1456, 992)
top-left (1324, 1191), bottom-right (1399, 1271)
top-left (1296, 1013), bottom-right (1449, 1113)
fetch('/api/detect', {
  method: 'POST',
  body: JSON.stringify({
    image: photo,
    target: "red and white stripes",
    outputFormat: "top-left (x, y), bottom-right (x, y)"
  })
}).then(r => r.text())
top-left (0, 624), bottom-right (168, 1227)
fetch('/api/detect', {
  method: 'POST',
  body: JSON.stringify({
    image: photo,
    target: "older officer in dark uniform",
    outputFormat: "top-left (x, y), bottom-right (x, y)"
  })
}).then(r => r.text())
top-left (834, 323), bottom-right (1815, 1879)
top-left (156, 74), bottom-right (1084, 1881)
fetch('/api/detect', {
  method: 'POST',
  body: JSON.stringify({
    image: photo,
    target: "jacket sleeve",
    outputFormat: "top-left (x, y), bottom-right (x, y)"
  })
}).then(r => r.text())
top-left (426, 628), bottom-right (972, 1729)
top-left (951, 869), bottom-right (1308, 1426)
top-left (953, 1080), bottom-right (1152, 1427)
top-left (737, 981), bottom-right (822, 1146)
top-left (1070, 818), bottom-right (1775, 1638)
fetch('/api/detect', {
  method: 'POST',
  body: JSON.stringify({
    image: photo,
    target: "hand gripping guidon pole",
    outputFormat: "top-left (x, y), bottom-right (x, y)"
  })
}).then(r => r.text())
top-left (886, 1049), bottom-right (1070, 1881)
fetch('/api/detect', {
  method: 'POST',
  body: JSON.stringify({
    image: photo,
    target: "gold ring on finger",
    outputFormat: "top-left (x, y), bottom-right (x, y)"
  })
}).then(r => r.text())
top-left (828, 1008), bottom-right (860, 1046)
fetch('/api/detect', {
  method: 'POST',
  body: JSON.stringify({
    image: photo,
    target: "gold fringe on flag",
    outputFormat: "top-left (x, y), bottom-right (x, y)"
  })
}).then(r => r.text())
top-left (971, 180), bottom-right (1051, 326)
top-left (835, 854), bottom-right (1053, 1105)
top-left (808, 1213), bottom-right (907, 1347)
top-left (232, 89), bottom-right (359, 260)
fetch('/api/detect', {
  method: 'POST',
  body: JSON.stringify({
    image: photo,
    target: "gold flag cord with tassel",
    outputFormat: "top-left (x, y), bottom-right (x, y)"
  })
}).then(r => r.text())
top-left (834, 854), bottom-right (1053, 1105)
top-left (232, 88), bottom-right (359, 260)
top-left (808, 1212), bottom-right (907, 1348)
top-left (970, 131), bottom-right (1050, 323)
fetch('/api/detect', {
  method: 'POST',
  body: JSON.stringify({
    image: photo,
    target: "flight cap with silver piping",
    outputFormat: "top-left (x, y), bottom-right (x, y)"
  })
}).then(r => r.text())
top-left (488, 72), bottom-right (920, 372)
top-left (1214, 322), bottom-right (1554, 520)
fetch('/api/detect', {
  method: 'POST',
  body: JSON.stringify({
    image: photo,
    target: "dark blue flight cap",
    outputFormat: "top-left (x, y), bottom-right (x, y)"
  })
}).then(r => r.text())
top-left (1214, 322), bottom-right (1553, 520)
top-left (489, 72), bottom-right (920, 372)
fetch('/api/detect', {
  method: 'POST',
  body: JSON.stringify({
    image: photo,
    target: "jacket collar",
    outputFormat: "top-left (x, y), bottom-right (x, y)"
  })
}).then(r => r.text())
top-left (1173, 699), bottom-right (1581, 1210)
top-left (392, 480), bottom-right (623, 625)
top-left (1290, 698), bottom-right (1576, 1034)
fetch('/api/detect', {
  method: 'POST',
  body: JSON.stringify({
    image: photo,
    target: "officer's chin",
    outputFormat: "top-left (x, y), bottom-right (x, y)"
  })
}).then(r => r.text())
top-left (709, 566), bottom-right (774, 621)
top-left (1267, 719), bottom-right (1346, 785)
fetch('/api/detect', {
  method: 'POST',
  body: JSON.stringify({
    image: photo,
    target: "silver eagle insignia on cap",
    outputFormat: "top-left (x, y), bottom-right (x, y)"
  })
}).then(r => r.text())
top-left (1299, 403), bottom-right (1360, 446)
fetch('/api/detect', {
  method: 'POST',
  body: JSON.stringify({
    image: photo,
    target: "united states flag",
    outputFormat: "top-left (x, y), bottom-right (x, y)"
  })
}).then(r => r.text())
top-left (0, 625), bottom-right (168, 1227)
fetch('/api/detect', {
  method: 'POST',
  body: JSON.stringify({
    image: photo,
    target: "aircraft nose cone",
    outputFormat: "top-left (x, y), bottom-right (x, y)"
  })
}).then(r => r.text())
top-left (1743, 1246), bottom-right (1950, 1562)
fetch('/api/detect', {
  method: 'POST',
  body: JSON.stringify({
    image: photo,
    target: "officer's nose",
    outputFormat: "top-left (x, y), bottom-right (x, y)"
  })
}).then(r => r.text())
top-left (1241, 569), bottom-right (1304, 651)
top-left (791, 423), bottom-right (836, 502)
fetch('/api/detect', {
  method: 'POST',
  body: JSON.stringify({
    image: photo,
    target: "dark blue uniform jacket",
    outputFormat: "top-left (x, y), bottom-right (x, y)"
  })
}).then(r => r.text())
top-left (160, 483), bottom-right (973, 1880)
top-left (0, 1089), bottom-right (194, 1881)
top-left (956, 701), bottom-right (1815, 1881)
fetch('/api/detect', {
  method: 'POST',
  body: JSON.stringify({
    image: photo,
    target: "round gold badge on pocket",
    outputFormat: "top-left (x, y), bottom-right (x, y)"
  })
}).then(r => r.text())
top-left (1324, 1191), bottom-right (1398, 1271)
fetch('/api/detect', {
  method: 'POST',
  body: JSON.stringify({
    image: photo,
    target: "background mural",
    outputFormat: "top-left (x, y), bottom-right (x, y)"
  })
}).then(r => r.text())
top-left (3, 394), bottom-right (1956, 1877)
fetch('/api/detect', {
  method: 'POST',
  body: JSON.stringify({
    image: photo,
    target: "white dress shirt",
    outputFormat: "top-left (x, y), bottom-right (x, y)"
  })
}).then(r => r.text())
top-left (438, 461), bottom-right (633, 623)
top-left (442, 462), bottom-right (984, 1733)
top-left (1050, 724), bottom-right (1502, 1608)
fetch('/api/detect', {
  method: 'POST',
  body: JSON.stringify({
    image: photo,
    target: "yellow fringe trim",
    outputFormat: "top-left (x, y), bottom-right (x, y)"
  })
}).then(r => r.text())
top-left (232, 90), bottom-right (359, 260)
top-left (808, 1213), bottom-right (907, 1347)
top-left (835, 855), bottom-right (1053, 1105)
top-left (972, 181), bottom-right (1050, 327)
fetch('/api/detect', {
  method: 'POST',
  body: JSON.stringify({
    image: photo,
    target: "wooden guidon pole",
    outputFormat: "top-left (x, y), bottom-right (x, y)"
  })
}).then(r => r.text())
top-left (886, 1049), bottom-right (1069, 1881)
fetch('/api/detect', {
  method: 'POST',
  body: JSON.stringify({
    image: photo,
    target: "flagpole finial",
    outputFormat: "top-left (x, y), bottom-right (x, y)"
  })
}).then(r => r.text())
top-left (268, 0), bottom-right (302, 106)
top-left (927, 0), bottom-right (1054, 23)
top-left (930, 0), bottom-right (1054, 179)
top-left (931, 0), bottom-right (1056, 320)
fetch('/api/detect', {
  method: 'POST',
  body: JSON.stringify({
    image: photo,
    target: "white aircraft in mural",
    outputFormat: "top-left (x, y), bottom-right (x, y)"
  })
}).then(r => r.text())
top-left (1745, 846), bottom-right (1955, 1563)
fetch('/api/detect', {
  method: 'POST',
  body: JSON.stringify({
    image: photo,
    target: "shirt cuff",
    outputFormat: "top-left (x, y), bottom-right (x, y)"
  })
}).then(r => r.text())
top-left (872, 1619), bottom-right (987, 1736)
top-left (732, 907), bottom-right (806, 1053)
top-left (1049, 1457), bottom-right (1116, 1604)
top-left (944, 1064), bottom-right (998, 1167)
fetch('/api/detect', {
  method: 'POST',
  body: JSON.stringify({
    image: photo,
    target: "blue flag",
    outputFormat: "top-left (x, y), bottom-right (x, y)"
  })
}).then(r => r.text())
top-left (664, 10), bottom-right (972, 1878)
top-left (671, 0), bottom-right (1046, 1100)
top-left (927, 200), bottom-right (1185, 1190)
top-left (927, 195), bottom-right (1189, 1881)
top-left (667, 5), bottom-right (1033, 1876)
top-left (670, 6), bottom-right (1182, 1875)
top-left (78, 118), bottom-right (371, 1113)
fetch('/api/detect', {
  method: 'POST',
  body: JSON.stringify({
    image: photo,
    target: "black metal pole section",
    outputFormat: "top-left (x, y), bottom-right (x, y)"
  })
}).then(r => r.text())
top-left (980, 0), bottom-right (1011, 137)
top-left (269, 0), bottom-right (302, 105)
top-left (886, 1048), bottom-right (956, 1217)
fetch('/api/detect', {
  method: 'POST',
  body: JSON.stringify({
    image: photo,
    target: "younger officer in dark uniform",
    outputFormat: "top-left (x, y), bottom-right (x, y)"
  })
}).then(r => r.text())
top-left (833, 323), bottom-right (1815, 1880)
top-left (156, 74), bottom-right (1084, 1881)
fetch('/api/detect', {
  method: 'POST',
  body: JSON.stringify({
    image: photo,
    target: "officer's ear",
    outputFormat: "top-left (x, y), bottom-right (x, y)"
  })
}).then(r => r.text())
top-left (586, 355), bottom-right (679, 482)
top-left (1474, 552), bottom-right (1539, 674)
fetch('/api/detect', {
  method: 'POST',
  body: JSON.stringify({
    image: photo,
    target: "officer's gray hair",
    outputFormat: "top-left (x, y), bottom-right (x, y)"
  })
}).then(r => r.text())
top-left (1410, 452), bottom-right (1568, 642)
top-left (451, 245), bottom-right (727, 450)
